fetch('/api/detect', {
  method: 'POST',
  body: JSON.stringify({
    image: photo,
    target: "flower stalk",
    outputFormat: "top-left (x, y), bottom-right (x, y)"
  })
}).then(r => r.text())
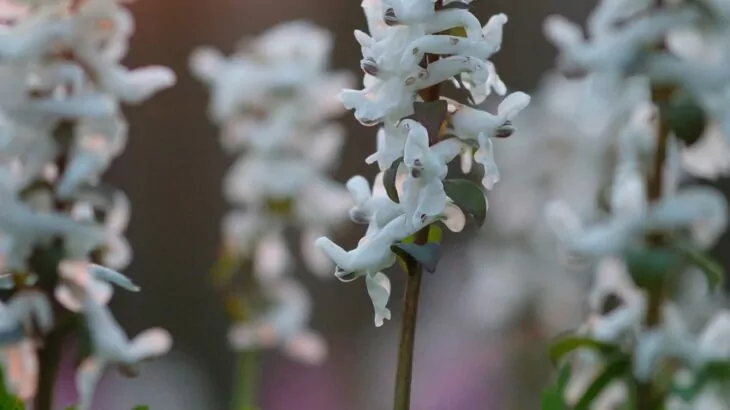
top-left (393, 225), bottom-right (430, 410)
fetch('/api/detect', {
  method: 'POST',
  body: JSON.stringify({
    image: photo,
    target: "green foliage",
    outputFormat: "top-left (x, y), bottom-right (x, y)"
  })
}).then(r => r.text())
top-left (443, 178), bottom-right (487, 227)
top-left (383, 157), bottom-right (403, 203)
top-left (548, 333), bottom-right (619, 367)
top-left (625, 247), bottom-right (683, 287)
top-left (541, 364), bottom-right (572, 410)
top-left (575, 356), bottom-right (631, 410)
top-left (0, 369), bottom-right (24, 410)
top-left (672, 360), bottom-right (730, 402)
top-left (132, 406), bottom-right (151, 410)
top-left (661, 91), bottom-right (707, 147)
top-left (427, 224), bottom-right (443, 244)
top-left (391, 242), bottom-right (442, 273)
top-left (393, 225), bottom-right (443, 274)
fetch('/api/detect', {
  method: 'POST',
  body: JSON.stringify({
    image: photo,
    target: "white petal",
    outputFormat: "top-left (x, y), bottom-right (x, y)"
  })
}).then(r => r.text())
top-left (300, 228), bottom-right (333, 278)
top-left (497, 91), bottom-right (531, 121)
top-left (90, 264), bottom-right (139, 292)
top-left (253, 232), bottom-right (291, 280)
top-left (282, 330), bottom-right (327, 365)
top-left (346, 175), bottom-right (372, 205)
top-left (76, 357), bottom-right (104, 410)
top-left (366, 272), bottom-right (392, 327)
top-left (699, 310), bottom-right (730, 359)
top-left (189, 47), bottom-right (225, 83)
top-left (441, 203), bottom-right (466, 233)
top-left (645, 187), bottom-right (728, 248)
top-left (127, 328), bottom-right (173, 361)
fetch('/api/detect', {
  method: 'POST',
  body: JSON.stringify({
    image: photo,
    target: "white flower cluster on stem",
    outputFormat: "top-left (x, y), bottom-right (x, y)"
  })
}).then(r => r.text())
top-left (191, 21), bottom-right (354, 365)
top-left (542, 0), bottom-right (730, 409)
top-left (0, 0), bottom-right (175, 409)
top-left (315, 0), bottom-right (530, 328)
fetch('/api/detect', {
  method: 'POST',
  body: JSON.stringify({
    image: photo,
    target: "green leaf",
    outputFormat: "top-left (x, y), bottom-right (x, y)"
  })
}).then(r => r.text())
top-left (672, 242), bottom-right (724, 292)
top-left (443, 179), bottom-right (487, 227)
top-left (391, 242), bottom-right (442, 273)
top-left (132, 406), bottom-right (151, 410)
top-left (541, 390), bottom-right (567, 410)
top-left (384, 157), bottom-right (403, 203)
top-left (427, 225), bottom-right (443, 244)
top-left (575, 356), bottom-right (631, 410)
top-left (0, 368), bottom-right (24, 409)
top-left (548, 334), bottom-right (619, 366)
top-left (625, 248), bottom-right (683, 287)
top-left (662, 91), bottom-right (707, 147)
top-left (541, 364), bottom-right (572, 410)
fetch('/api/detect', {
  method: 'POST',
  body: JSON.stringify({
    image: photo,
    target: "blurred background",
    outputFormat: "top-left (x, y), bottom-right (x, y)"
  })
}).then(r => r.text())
top-left (87, 0), bottom-right (730, 409)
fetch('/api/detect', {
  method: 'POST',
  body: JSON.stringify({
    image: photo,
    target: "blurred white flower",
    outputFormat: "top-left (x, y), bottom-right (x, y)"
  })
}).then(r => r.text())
top-left (77, 296), bottom-right (172, 410)
top-left (0, 291), bottom-right (51, 401)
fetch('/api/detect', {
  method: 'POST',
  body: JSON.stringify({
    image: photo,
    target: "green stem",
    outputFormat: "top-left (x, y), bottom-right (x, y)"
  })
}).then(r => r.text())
top-left (232, 351), bottom-right (258, 410)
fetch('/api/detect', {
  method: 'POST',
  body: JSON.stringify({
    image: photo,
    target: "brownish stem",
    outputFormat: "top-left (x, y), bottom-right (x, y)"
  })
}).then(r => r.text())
top-left (636, 83), bottom-right (674, 410)
top-left (393, 227), bottom-right (429, 410)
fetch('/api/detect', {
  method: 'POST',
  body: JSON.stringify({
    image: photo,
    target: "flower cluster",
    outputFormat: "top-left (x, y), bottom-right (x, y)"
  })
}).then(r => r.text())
top-left (315, 0), bottom-right (531, 327)
top-left (191, 21), bottom-right (354, 365)
top-left (0, 0), bottom-right (174, 408)
top-left (540, 0), bottom-right (730, 408)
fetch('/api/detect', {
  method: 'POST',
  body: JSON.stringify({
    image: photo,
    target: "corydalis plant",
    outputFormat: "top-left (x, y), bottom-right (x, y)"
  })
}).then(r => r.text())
top-left (0, 0), bottom-right (175, 409)
top-left (541, 0), bottom-right (730, 409)
top-left (190, 21), bottom-right (353, 404)
top-left (314, 0), bottom-right (530, 408)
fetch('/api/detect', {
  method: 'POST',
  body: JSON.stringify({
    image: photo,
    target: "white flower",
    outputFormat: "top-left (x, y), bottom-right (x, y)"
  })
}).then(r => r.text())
top-left (449, 91), bottom-right (531, 141)
top-left (558, 187), bottom-right (727, 257)
top-left (0, 291), bottom-right (52, 401)
top-left (55, 259), bottom-right (139, 312)
top-left (401, 120), bottom-right (462, 225)
top-left (227, 278), bottom-right (326, 364)
top-left (316, 213), bottom-right (429, 326)
top-left (544, 7), bottom-right (699, 76)
top-left (346, 173), bottom-right (403, 227)
top-left (77, 296), bottom-right (172, 410)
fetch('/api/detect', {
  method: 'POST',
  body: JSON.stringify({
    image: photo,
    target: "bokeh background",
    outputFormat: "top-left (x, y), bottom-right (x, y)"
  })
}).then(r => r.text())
top-left (84, 0), bottom-right (730, 409)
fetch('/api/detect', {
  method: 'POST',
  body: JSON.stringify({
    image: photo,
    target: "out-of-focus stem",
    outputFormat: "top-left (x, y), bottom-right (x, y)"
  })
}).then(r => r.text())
top-left (232, 351), bottom-right (258, 410)
top-left (636, 80), bottom-right (674, 410)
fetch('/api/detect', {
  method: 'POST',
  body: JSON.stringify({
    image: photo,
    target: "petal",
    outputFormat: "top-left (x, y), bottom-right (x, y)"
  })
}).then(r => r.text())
top-left (128, 328), bottom-right (173, 362)
top-left (346, 175), bottom-right (372, 205)
top-left (282, 330), bottom-right (327, 365)
top-left (497, 91), bottom-right (531, 121)
top-left (366, 272), bottom-right (392, 327)
top-left (254, 232), bottom-right (292, 280)
top-left (55, 284), bottom-right (83, 312)
top-left (475, 134), bottom-right (499, 190)
top-left (89, 264), bottom-right (139, 292)
top-left (417, 181), bottom-right (447, 217)
top-left (189, 46), bottom-right (225, 83)
top-left (300, 228), bottom-right (333, 278)
top-left (76, 357), bottom-right (104, 410)
top-left (403, 121), bottom-right (429, 167)
top-left (459, 148), bottom-right (473, 174)
top-left (544, 200), bottom-right (584, 243)
top-left (645, 187), bottom-right (728, 248)
top-left (699, 310), bottom-right (730, 358)
top-left (441, 203), bottom-right (466, 233)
